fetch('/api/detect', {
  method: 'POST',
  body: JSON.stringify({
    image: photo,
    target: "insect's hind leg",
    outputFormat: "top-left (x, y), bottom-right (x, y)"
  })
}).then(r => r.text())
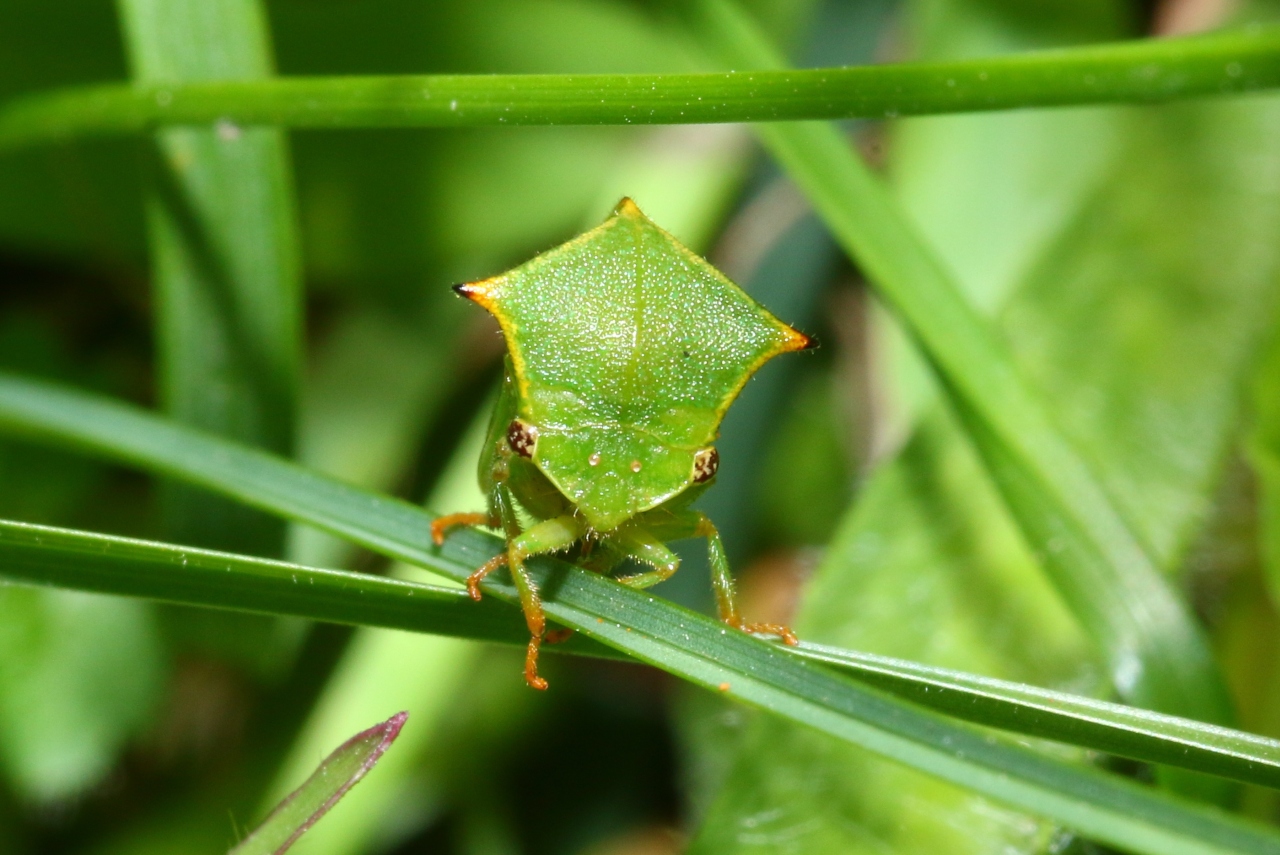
top-left (505, 514), bottom-right (588, 690)
top-left (654, 510), bottom-right (798, 645)
top-left (610, 527), bottom-right (681, 589)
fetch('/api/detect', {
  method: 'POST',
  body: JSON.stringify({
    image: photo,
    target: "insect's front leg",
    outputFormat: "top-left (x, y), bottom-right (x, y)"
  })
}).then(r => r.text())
top-left (433, 360), bottom-right (523, 547)
top-left (431, 443), bottom-right (513, 548)
top-left (460, 480), bottom-right (523, 601)
top-left (502, 514), bottom-right (588, 690)
top-left (431, 510), bottom-right (497, 546)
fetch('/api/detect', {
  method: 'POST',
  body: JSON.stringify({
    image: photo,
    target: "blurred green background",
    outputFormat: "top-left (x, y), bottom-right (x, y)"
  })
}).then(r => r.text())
top-left (1, 0), bottom-right (1279, 853)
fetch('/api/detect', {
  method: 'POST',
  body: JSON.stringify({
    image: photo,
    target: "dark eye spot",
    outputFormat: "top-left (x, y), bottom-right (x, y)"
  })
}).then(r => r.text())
top-left (692, 447), bottom-right (719, 483)
top-left (682, 350), bottom-right (690, 358)
top-left (507, 419), bottom-right (538, 458)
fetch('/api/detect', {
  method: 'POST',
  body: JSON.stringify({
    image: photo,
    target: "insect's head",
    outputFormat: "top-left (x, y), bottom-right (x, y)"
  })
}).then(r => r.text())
top-left (508, 415), bottom-right (719, 483)
top-left (508, 425), bottom-right (722, 531)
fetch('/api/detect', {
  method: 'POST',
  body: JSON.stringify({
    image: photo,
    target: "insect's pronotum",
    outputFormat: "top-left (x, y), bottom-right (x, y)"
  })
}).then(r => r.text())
top-left (434, 198), bottom-right (812, 689)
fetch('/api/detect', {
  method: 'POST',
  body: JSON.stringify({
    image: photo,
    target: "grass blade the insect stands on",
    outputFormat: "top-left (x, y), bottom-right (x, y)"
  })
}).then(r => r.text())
top-left (2, 516), bottom-right (1280, 792)
top-left (0, 375), bottom-right (1279, 854)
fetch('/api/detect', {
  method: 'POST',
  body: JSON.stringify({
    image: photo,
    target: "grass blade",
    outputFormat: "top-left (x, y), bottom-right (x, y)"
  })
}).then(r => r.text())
top-left (3, 515), bottom-right (1280, 791)
top-left (693, 0), bottom-right (1236, 763)
top-left (791, 644), bottom-right (1280, 791)
top-left (229, 712), bottom-right (407, 855)
top-left (0, 376), bottom-right (1279, 854)
top-left (0, 516), bottom-right (572, 655)
top-left (0, 25), bottom-right (1277, 151)
top-left (117, 0), bottom-right (301, 556)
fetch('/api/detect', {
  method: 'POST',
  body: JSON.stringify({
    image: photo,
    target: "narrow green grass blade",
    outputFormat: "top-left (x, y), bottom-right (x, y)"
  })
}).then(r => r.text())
top-left (3, 515), bottom-right (1280, 791)
top-left (1, 24), bottom-right (1279, 151)
top-left (0, 377), bottom-right (1279, 854)
top-left (693, 0), bottom-right (1235, 749)
top-left (0, 516), bottom-right (579, 656)
top-left (791, 644), bottom-right (1280, 791)
top-left (117, 0), bottom-right (301, 556)
top-left (229, 712), bottom-right (406, 855)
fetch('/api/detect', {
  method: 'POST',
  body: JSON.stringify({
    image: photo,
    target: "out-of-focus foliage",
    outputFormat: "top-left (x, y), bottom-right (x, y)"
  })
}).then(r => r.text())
top-left (689, 0), bottom-right (1280, 849)
top-left (0, 0), bottom-right (1279, 854)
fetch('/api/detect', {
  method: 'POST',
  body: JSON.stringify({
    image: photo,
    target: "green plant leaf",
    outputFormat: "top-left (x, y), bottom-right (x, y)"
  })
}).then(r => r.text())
top-left (1, 377), bottom-right (1280, 854)
top-left (2, 24), bottom-right (1280, 150)
top-left (229, 711), bottom-right (407, 855)
top-left (0, 515), bottom-right (544, 654)
top-left (693, 0), bottom-right (1235, 745)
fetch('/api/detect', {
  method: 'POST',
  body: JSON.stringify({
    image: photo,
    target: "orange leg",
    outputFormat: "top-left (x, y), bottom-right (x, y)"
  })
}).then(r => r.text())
top-left (431, 512), bottom-right (497, 546)
top-left (459, 550), bottom-right (554, 689)
top-left (524, 640), bottom-right (548, 690)
top-left (514, 571), bottom-right (549, 690)
top-left (466, 553), bottom-right (507, 601)
top-left (504, 515), bottom-right (587, 690)
top-left (728, 618), bottom-right (799, 646)
top-left (444, 508), bottom-right (584, 690)
top-left (697, 514), bottom-right (799, 647)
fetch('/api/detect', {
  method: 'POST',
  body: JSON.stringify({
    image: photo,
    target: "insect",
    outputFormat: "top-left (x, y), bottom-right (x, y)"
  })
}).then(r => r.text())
top-left (433, 198), bottom-right (812, 689)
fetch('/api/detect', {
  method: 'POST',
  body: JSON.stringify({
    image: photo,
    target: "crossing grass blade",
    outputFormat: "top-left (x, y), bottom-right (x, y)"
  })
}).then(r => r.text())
top-left (0, 23), bottom-right (1277, 151)
top-left (0, 515), bottom-right (606, 659)
top-left (1, 375), bottom-right (1280, 854)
